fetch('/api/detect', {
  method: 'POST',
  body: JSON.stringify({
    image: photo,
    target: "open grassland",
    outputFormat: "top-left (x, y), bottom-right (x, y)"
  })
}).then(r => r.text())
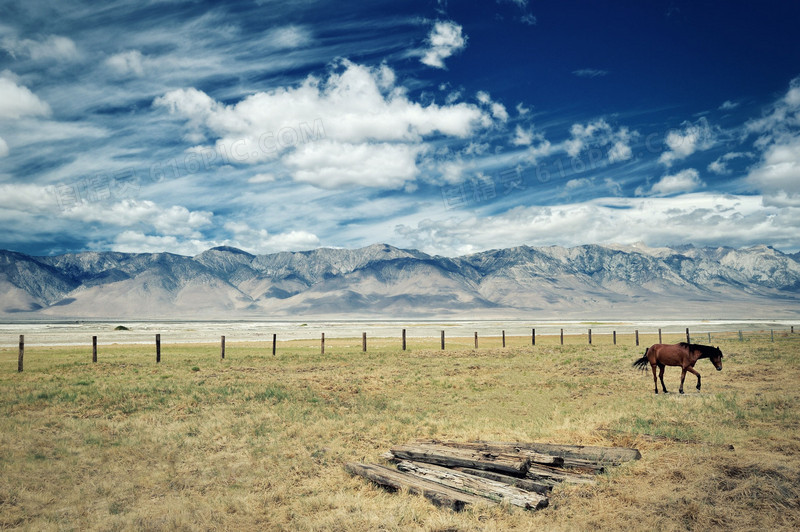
top-left (1, 331), bottom-right (799, 530)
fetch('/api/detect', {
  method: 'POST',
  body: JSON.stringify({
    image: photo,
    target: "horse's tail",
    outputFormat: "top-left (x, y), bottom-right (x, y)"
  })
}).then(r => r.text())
top-left (632, 348), bottom-right (650, 371)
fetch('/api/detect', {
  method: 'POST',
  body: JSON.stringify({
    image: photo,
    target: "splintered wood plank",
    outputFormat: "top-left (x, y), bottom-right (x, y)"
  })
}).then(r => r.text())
top-left (420, 440), bottom-right (565, 467)
top-left (526, 462), bottom-right (596, 485)
top-left (389, 443), bottom-right (530, 476)
top-left (452, 467), bottom-right (552, 495)
top-left (396, 460), bottom-right (549, 510)
top-left (344, 462), bottom-right (490, 511)
top-left (491, 441), bottom-right (641, 464)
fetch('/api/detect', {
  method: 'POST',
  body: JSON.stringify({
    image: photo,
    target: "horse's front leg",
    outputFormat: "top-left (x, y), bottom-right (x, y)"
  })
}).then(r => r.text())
top-left (651, 363), bottom-right (659, 394)
top-left (686, 365), bottom-right (701, 391)
top-left (679, 367), bottom-right (687, 394)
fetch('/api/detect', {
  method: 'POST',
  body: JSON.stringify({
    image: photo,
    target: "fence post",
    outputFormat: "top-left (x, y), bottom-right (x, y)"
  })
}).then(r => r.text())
top-left (792, 326), bottom-right (795, 334)
top-left (502, 330), bottom-right (506, 348)
top-left (771, 329), bottom-right (774, 342)
top-left (686, 328), bottom-right (690, 343)
top-left (402, 329), bottom-right (406, 351)
top-left (588, 329), bottom-right (592, 345)
top-left (532, 328), bottom-right (535, 346)
top-left (92, 336), bottom-right (98, 363)
top-left (613, 331), bottom-right (616, 345)
top-left (221, 335), bottom-right (225, 359)
top-left (707, 332), bottom-right (711, 343)
top-left (321, 333), bottom-right (325, 355)
top-left (560, 329), bottom-right (564, 345)
top-left (362, 332), bottom-right (367, 352)
top-left (156, 334), bottom-right (161, 363)
top-left (739, 330), bottom-right (743, 342)
top-left (658, 328), bottom-right (662, 343)
top-left (474, 332), bottom-right (478, 349)
top-left (635, 330), bottom-right (639, 346)
top-left (18, 335), bottom-right (24, 372)
top-left (272, 333), bottom-right (277, 356)
top-left (441, 330), bottom-right (445, 350)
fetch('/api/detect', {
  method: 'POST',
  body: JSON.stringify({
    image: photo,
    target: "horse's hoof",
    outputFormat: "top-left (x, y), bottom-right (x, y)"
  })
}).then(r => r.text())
top-left (679, 390), bottom-right (684, 394)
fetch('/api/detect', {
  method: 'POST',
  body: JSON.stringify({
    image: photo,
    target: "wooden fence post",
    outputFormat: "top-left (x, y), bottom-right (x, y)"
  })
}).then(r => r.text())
top-left (441, 330), bottom-right (445, 350)
top-left (272, 333), bottom-right (276, 357)
top-left (771, 329), bottom-right (774, 342)
top-left (532, 328), bottom-right (535, 346)
top-left (156, 334), bottom-right (161, 363)
top-left (686, 328), bottom-right (690, 343)
top-left (221, 335), bottom-right (225, 359)
top-left (560, 329), bottom-right (564, 345)
top-left (588, 329), bottom-right (592, 345)
top-left (635, 330), bottom-right (639, 346)
top-left (707, 332), bottom-right (711, 343)
top-left (362, 332), bottom-right (367, 352)
top-left (792, 326), bottom-right (795, 334)
top-left (321, 333), bottom-right (325, 355)
top-left (658, 328), bottom-right (662, 343)
top-left (18, 335), bottom-right (24, 372)
top-left (613, 331), bottom-right (616, 345)
top-left (92, 336), bottom-right (98, 363)
top-left (739, 330), bottom-right (743, 342)
top-left (402, 329), bottom-right (406, 351)
top-left (474, 332), bottom-right (478, 349)
top-left (502, 330), bottom-right (506, 348)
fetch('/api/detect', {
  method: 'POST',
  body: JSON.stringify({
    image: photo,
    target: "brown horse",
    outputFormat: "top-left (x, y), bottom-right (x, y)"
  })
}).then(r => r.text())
top-left (633, 342), bottom-right (723, 394)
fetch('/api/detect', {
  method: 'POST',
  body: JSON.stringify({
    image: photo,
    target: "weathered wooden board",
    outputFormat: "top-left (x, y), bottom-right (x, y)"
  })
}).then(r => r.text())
top-left (389, 443), bottom-right (531, 476)
top-left (395, 460), bottom-right (549, 510)
top-left (344, 462), bottom-right (490, 511)
top-left (452, 467), bottom-right (552, 495)
top-left (490, 441), bottom-right (641, 464)
top-left (526, 462), bottom-right (596, 485)
top-left (419, 440), bottom-right (565, 467)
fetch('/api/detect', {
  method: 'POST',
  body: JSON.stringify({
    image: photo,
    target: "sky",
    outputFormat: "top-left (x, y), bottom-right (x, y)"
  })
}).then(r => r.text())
top-left (1, 0), bottom-right (800, 257)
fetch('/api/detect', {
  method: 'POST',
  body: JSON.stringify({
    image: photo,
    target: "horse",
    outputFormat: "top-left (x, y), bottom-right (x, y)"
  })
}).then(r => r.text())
top-left (632, 342), bottom-right (723, 394)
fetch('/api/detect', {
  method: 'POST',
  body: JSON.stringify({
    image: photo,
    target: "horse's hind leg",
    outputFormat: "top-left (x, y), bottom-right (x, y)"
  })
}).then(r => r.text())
top-left (658, 363), bottom-right (668, 393)
top-left (651, 363), bottom-right (659, 394)
top-left (679, 367), bottom-right (688, 394)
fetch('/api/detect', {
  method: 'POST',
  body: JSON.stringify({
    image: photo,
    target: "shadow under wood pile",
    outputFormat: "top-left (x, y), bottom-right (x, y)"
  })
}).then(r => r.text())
top-left (346, 440), bottom-right (640, 511)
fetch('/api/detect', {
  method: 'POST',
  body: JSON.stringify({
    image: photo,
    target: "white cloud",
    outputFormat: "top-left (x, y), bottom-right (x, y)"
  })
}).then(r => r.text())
top-left (111, 231), bottom-right (211, 256)
top-left (0, 136), bottom-right (8, 157)
top-left (659, 117), bottom-right (716, 166)
top-left (155, 60), bottom-right (491, 189)
top-left (394, 194), bottom-right (788, 256)
top-left (105, 50), bottom-right (145, 77)
top-left (573, 69), bottom-right (609, 78)
top-left (563, 119), bottom-right (636, 162)
top-left (475, 91), bottom-right (508, 122)
top-left (649, 168), bottom-right (703, 196)
top-left (516, 102), bottom-right (530, 115)
top-left (63, 199), bottom-right (213, 238)
top-left (420, 21), bottom-right (467, 69)
top-left (284, 140), bottom-right (422, 189)
top-left (2, 34), bottom-right (79, 61)
top-left (707, 152), bottom-right (751, 175)
top-left (719, 100), bottom-right (739, 111)
top-left (248, 173), bottom-right (276, 184)
top-left (511, 125), bottom-right (534, 146)
top-left (747, 137), bottom-right (800, 206)
top-left (223, 221), bottom-right (320, 253)
top-left (565, 177), bottom-right (592, 191)
top-left (264, 25), bottom-right (312, 49)
top-left (0, 77), bottom-right (51, 119)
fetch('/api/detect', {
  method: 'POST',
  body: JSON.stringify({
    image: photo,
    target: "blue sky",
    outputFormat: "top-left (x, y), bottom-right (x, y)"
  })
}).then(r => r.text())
top-left (1, 0), bottom-right (799, 256)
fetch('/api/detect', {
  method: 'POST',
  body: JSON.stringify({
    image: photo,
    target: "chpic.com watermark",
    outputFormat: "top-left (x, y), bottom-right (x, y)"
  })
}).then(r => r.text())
top-left (52, 119), bottom-right (325, 210)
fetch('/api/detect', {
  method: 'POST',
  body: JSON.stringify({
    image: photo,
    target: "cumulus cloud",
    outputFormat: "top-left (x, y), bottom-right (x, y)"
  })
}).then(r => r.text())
top-left (707, 152), bottom-right (752, 175)
top-left (563, 119), bottom-right (636, 162)
top-left (476, 91), bottom-right (509, 122)
top-left (420, 21), bottom-right (467, 69)
top-left (0, 77), bottom-right (51, 119)
top-left (511, 125), bottom-right (534, 146)
top-left (63, 199), bottom-right (213, 238)
top-left (648, 168), bottom-right (703, 196)
top-left (394, 194), bottom-right (787, 256)
top-left (659, 117), bottom-right (716, 166)
top-left (155, 60), bottom-right (491, 189)
top-left (223, 221), bottom-right (320, 253)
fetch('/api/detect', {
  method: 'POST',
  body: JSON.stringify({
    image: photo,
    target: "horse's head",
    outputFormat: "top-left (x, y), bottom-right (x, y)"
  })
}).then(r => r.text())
top-left (711, 346), bottom-right (723, 371)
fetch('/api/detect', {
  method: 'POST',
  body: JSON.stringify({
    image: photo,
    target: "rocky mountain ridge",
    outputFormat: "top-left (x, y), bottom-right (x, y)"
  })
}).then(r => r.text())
top-left (1, 243), bottom-right (799, 319)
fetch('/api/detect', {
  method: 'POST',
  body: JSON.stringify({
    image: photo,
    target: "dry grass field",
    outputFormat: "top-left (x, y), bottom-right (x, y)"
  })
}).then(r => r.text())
top-left (1, 330), bottom-right (799, 531)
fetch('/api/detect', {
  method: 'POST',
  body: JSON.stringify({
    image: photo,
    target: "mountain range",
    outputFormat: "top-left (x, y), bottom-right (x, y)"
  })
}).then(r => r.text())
top-left (2, 243), bottom-right (799, 319)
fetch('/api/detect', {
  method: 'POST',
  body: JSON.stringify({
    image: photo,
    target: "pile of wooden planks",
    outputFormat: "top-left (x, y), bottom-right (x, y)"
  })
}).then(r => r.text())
top-left (346, 440), bottom-right (640, 511)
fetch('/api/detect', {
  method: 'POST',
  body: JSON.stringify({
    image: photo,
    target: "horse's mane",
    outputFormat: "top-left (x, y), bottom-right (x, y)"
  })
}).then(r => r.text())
top-left (679, 342), bottom-right (722, 359)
